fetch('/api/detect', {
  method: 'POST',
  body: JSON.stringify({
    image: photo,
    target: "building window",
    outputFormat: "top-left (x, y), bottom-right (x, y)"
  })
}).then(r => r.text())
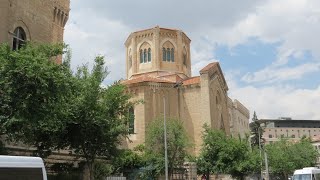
top-left (171, 48), bottom-right (174, 62)
top-left (269, 134), bottom-right (272, 138)
top-left (163, 48), bottom-right (166, 61)
top-left (166, 48), bottom-right (170, 61)
top-left (12, 27), bottom-right (26, 50)
top-left (183, 53), bottom-right (187, 66)
top-left (140, 50), bottom-right (143, 63)
top-left (143, 49), bottom-right (147, 63)
top-left (128, 107), bottom-right (135, 134)
top-left (129, 55), bottom-right (132, 68)
top-left (292, 135), bottom-right (295, 138)
top-left (148, 48), bottom-right (151, 62)
top-left (281, 134), bottom-right (284, 138)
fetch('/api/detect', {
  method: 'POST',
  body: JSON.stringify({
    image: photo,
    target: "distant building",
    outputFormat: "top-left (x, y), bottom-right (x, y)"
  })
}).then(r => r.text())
top-left (122, 26), bottom-right (250, 155)
top-left (252, 118), bottom-right (320, 144)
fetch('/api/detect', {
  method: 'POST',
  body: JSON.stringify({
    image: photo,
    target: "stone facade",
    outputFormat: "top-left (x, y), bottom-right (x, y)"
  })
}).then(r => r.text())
top-left (122, 26), bottom-right (250, 155)
top-left (0, 0), bottom-right (70, 63)
top-left (228, 98), bottom-right (250, 138)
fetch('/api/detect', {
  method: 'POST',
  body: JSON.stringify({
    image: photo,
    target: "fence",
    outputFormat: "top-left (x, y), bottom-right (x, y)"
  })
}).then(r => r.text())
top-left (104, 177), bottom-right (126, 180)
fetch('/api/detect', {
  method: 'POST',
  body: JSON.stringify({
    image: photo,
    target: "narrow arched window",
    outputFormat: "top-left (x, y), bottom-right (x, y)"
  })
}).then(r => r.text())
top-left (163, 48), bottom-right (166, 61)
top-left (129, 55), bottom-right (132, 68)
top-left (143, 49), bottom-right (147, 63)
top-left (128, 107), bottom-right (135, 134)
top-left (12, 27), bottom-right (26, 50)
top-left (171, 48), bottom-right (174, 62)
top-left (148, 48), bottom-right (151, 62)
top-left (166, 48), bottom-right (170, 61)
top-left (140, 50), bottom-right (143, 63)
top-left (183, 54), bottom-right (187, 66)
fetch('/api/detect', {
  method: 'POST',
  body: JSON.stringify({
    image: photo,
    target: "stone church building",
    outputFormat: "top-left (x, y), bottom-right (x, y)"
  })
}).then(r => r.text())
top-left (0, 0), bottom-right (69, 63)
top-left (0, 0), bottom-right (249, 159)
top-left (122, 26), bottom-right (250, 155)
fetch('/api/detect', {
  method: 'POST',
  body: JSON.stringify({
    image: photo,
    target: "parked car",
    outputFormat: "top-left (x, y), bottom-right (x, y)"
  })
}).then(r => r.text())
top-left (0, 155), bottom-right (47, 180)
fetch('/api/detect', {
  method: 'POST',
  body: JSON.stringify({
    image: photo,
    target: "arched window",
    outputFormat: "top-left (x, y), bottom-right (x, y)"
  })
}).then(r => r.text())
top-left (148, 48), bottom-right (151, 62)
top-left (129, 55), bottom-right (132, 68)
top-left (171, 48), bottom-right (174, 62)
top-left (140, 50), bottom-right (143, 63)
top-left (220, 114), bottom-right (225, 131)
top-left (162, 48), bottom-right (166, 61)
top-left (166, 48), bottom-right (170, 61)
top-left (12, 27), bottom-right (26, 50)
top-left (128, 107), bottom-right (135, 134)
top-left (183, 54), bottom-right (187, 66)
top-left (143, 49), bottom-right (147, 63)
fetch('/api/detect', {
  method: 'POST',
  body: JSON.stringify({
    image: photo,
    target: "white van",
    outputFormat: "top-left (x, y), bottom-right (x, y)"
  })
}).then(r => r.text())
top-left (0, 155), bottom-right (47, 180)
top-left (293, 167), bottom-right (320, 180)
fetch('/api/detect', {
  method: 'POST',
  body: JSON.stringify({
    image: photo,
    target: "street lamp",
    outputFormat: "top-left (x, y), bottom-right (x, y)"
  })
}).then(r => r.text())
top-left (258, 125), bottom-right (269, 180)
top-left (163, 95), bottom-right (168, 180)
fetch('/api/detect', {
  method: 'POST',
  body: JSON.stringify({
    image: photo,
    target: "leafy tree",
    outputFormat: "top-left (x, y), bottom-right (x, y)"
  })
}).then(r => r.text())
top-left (0, 43), bottom-right (73, 156)
top-left (266, 138), bottom-right (318, 179)
top-left (250, 111), bottom-right (264, 148)
top-left (197, 127), bottom-right (226, 179)
top-left (144, 117), bottom-right (190, 178)
top-left (198, 127), bottom-right (261, 180)
top-left (58, 56), bottom-right (134, 180)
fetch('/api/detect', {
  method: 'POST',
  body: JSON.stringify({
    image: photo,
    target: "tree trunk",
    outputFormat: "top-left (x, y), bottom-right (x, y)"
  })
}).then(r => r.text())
top-left (206, 171), bottom-right (210, 180)
top-left (84, 161), bottom-right (94, 180)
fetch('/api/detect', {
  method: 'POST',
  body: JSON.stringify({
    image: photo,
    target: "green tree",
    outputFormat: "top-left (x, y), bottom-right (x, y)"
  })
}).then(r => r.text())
top-left (144, 117), bottom-right (190, 178)
top-left (266, 139), bottom-right (318, 179)
top-left (0, 43), bottom-right (73, 156)
top-left (198, 127), bottom-right (261, 180)
top-left (197, 127), bottom-right (226, 179)
top-left (58, 56), bottom-right (134, 180)
top-left (250, 111), bottom-right (263, 148)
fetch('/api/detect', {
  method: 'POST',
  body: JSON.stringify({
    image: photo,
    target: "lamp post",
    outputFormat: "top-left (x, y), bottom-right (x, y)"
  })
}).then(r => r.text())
top-left (258, 125), bottom-right (269, 180)
top-left (163, 96), bottom-right (168, 180)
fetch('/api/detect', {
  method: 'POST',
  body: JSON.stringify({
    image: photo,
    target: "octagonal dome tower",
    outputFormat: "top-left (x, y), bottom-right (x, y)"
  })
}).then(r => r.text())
top-left (125, 26), bottom-right (191, 79)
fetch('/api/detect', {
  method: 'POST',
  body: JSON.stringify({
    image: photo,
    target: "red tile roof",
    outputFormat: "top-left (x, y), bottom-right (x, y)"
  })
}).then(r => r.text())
top-left (199, 62), bottom-right (219, 73)
top-left (182, 76), bottom-right (200, 85)
top-left (122, 76), bottom-right (175, 85)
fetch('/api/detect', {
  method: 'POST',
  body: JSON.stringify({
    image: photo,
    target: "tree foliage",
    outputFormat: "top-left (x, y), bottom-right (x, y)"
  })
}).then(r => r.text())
top-left (266, 138), bottom-right (318, 179)
top-left (0, 43), bottom-right (134, 180)
top-left (198, 126), bottom-right (261, 180)
top-left (0, 43), bottom-right (73, 156)
top-left (58, 56), bottom-right (134, 179)
top-left (144, 117), bottom-right (190, 178)
top-left (250, 111), bottom-right (263, 148)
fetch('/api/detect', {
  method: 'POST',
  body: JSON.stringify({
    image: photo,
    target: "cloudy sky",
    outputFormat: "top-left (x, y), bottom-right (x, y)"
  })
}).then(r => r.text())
top-left (64, 0), bottom-right (320, 120)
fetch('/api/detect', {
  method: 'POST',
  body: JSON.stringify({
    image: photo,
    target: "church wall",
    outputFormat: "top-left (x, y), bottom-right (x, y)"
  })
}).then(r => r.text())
top-left (180, 85), bottom-right (202, 155)
top-left (124, 85), bottom-right (147, 149)
top-left (0, 0), bottom-right (69, 63)
top-left (0, 1), bottom-right (10, 43)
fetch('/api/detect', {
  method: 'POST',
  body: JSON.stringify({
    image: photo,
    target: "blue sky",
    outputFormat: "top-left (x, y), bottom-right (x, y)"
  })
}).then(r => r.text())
top-left (64, 0), bottom-right (320, 120)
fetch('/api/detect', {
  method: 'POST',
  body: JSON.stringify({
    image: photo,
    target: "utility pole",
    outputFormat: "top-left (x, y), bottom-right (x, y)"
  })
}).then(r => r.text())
top-left (264, 147), bottom-right (270, 180)
top-left (163, 96), bottom-right (168, 180)
top-left (258, 127), bottom-right (263, 179)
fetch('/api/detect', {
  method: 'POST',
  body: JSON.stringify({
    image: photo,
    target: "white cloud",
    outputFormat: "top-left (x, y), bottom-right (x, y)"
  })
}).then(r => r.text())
top-left (64, 9), bottom-right (133, 82)
top-left (228, 79), bottom-right (320, 120)
top-left (242, 62), bottom-right (320, 84)
top-left (201, 0), bottom-right (320, 84)
top-left (64, 0), bottom-right (320, 120)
